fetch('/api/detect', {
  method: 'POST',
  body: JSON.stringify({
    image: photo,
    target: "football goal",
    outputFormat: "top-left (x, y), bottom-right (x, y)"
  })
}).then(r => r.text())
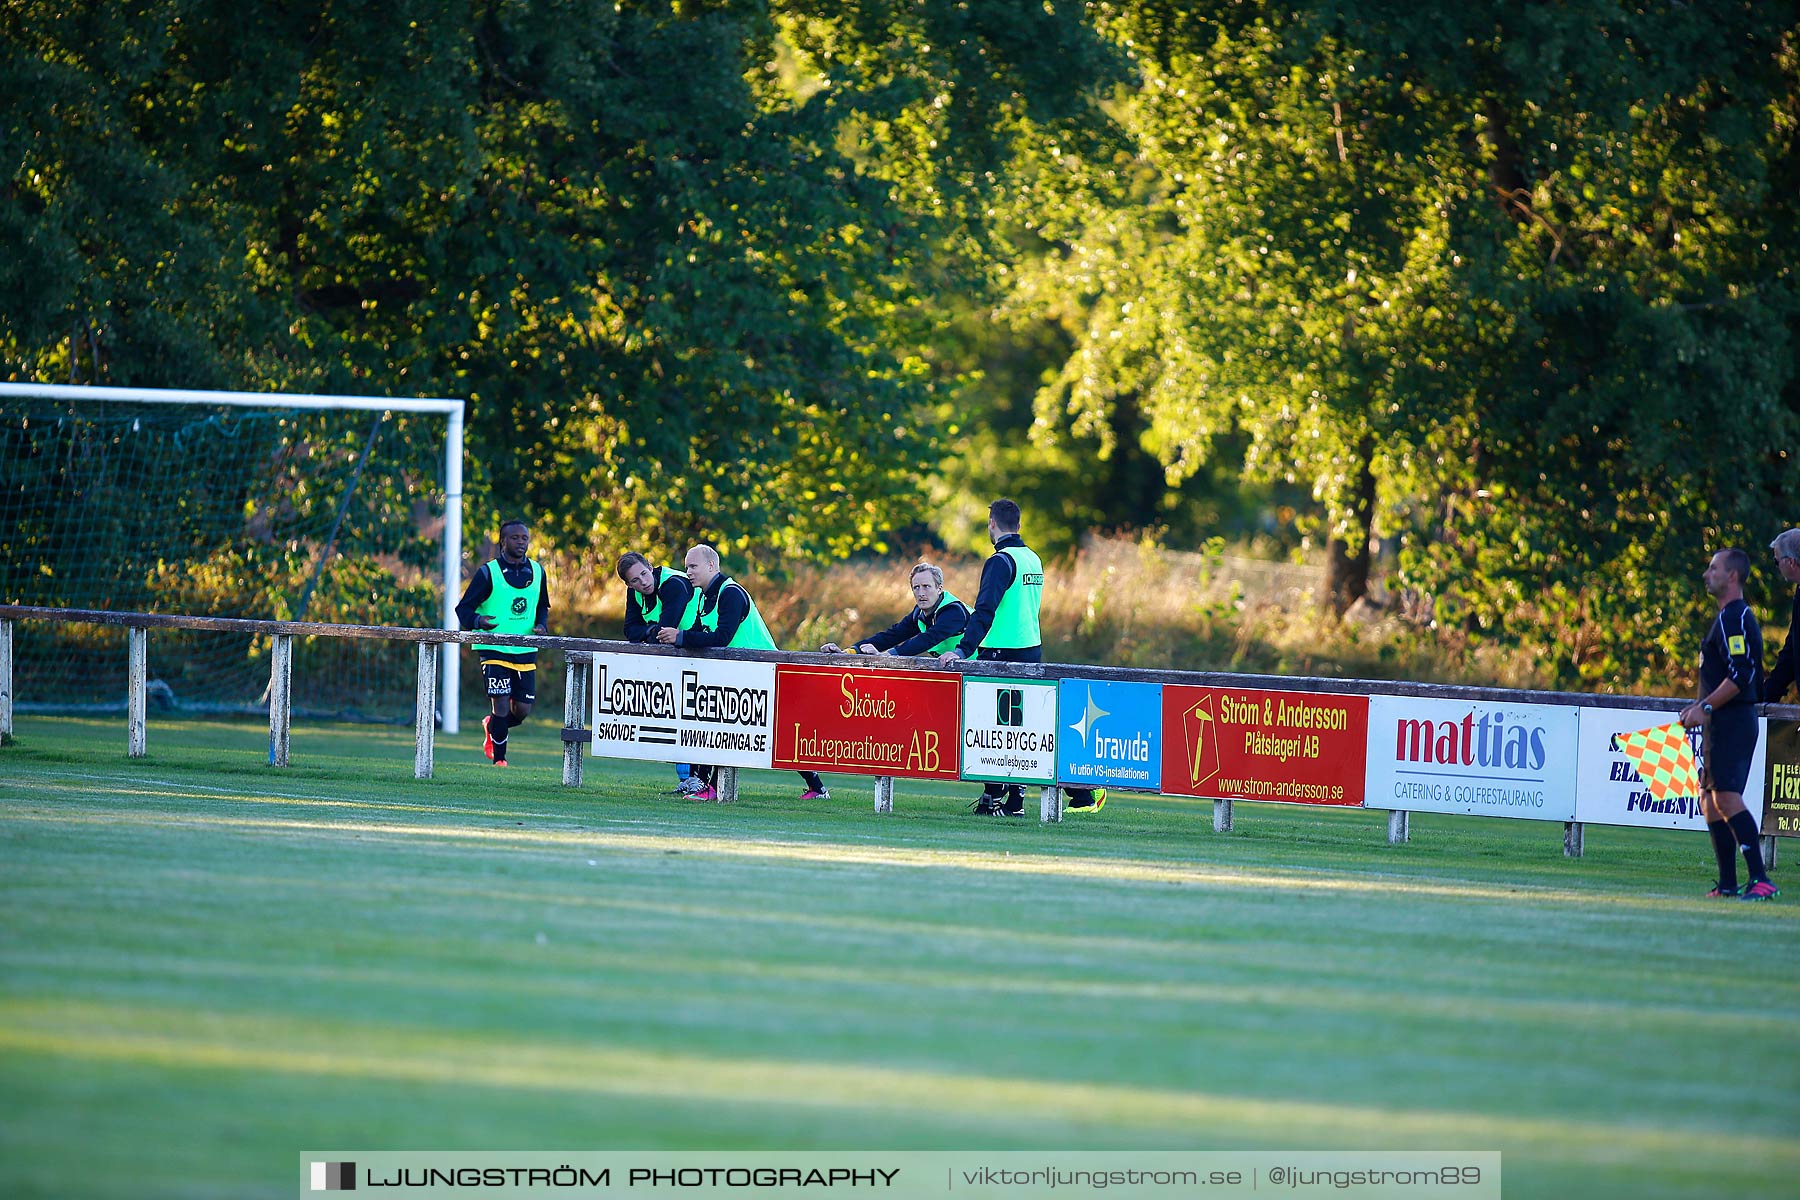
top-left (0, 382), bottom-right (466, 730)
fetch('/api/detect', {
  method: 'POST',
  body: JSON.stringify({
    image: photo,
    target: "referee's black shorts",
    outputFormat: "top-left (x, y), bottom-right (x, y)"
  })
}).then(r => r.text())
top-left (1703, 707), bottom-right (1758, 795)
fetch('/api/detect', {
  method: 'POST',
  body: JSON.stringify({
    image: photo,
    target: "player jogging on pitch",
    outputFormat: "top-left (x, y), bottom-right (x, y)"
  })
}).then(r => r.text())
top-left (456, 518), bottom-right (550, 767)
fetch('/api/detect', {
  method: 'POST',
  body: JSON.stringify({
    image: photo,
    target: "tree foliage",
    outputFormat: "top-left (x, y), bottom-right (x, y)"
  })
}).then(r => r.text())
top-left (1007, 0), bottom-right (1799, 683)
top-left (6, 1), bottom-right (1797, 687)
top-left (1, 0), bottom-right (1118, 565)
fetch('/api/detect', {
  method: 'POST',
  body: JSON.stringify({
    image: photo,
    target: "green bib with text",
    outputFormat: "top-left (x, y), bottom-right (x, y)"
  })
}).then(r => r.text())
top-left (981, 547), bottom-right (1042, 650)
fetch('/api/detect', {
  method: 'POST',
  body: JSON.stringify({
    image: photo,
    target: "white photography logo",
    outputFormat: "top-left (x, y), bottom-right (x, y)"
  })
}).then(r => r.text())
top-left (310, 1161), bottom-right (356, 1191)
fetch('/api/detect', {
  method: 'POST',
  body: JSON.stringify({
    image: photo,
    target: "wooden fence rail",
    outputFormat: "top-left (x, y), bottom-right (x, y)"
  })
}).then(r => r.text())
top-left (2, 603), bottom-right (1793, 868)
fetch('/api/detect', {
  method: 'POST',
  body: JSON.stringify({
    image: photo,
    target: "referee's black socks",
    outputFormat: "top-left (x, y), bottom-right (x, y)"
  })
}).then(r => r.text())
top-left (1727, 811), bottom-right (1769, 882)
top-left (1707, 820), bottom-right (1738, 892)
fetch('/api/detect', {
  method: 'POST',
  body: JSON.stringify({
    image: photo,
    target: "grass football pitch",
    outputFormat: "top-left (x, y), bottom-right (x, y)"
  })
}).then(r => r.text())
top-left (1, 714), bottom-right (1795, 1199)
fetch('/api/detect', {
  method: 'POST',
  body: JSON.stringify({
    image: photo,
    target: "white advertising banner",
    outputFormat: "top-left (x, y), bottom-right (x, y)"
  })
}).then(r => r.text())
top-left (960, 677), bottom-right (1058, 785)
top-left (589, 653), bottom-right (776, 768)
top-left (1574, 707), bottom-right (1766, 830)
top-left (1365, 695), bottom-right (1580, 821)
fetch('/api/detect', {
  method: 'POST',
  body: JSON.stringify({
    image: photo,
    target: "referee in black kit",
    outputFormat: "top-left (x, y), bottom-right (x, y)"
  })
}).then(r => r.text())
top-left (1680, 548), bottom-right (1777, 900)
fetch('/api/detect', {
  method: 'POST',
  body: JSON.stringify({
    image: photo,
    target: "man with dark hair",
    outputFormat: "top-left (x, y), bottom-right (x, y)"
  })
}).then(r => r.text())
top-left (942, 499), bottom-right (1104, 817)
top-left (1765, 528), bottom-right (1800, 703)
top-left (821, 562), bottom-right (968, 657)
top-left (617, 549), bottom-right (701, 795)
top-left (1680, 547), bottom-right (1776, 900)
top-left (455, 518), bottom-right (549, 767)
top-left (657, 544), bottom-right (829, 803)
top-left (617, 551), bottom-right (694, 645)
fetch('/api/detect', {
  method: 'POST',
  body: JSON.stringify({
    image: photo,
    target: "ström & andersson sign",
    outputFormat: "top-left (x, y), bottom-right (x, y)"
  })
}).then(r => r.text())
top-left (1160, 686), bottom-right (1367, 806)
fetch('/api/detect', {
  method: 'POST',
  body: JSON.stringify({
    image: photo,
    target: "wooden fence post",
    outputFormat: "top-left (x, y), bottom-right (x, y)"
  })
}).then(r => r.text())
top-left (127, 626), bottom-right (148, 758)
top-left (1762, 835), bottom-right (1778, 871)
top-left (1563, 821), bottom-right (1585, 858)
top-left (873, 775), bottom-right (894, 814)
top-left (268, 633), bottom-right (292, 767)
top-left (562, 653), bottom-right (588, 788)
top-left (1387, 809), bottom-right (1410, 845)
top-left (716, 766), bottom-right (739, 804)
top-left (414, 641), bottom-right (438, 780)
top-left (1213, 797), bottom-right (1234, 833)
top-left (1041, 785), bottom-right (1063, 823)
top-left (0, 618), bottom-right (13, 746)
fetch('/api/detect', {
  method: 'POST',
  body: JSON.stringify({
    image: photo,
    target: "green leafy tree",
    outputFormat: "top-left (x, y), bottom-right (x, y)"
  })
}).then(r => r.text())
top-left (2, 0), bottom-right (1120, 570)
top-left (1009, 1), bottom-right (1799, 684)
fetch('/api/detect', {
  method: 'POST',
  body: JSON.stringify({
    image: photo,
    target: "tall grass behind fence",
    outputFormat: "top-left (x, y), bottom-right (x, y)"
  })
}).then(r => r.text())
top-left (546, 536), bottom-right (1599, 693)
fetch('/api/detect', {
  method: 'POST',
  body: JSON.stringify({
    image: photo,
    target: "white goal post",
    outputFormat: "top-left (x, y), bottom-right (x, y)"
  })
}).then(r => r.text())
top-left (0, 382), bottom-right (468, 732)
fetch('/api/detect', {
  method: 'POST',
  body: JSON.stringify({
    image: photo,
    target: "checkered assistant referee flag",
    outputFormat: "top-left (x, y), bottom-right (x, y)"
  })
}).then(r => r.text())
top-left (1616, 722), bottom-right (1701, 801)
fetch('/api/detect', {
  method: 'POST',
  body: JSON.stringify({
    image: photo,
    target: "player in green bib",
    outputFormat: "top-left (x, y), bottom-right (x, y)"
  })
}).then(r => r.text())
top-left (820, 562), bottom-right (968, 656)
top-left (617, 551), bottom-right (695, 645)
top-left (454, 518), bottom-right (550, 766)
top-left (942, 499), bottom-right (1104, 816)
top-left (658, 543), bottom-right (828, 801)
top-left (616, 549), bottom-right (703, 795)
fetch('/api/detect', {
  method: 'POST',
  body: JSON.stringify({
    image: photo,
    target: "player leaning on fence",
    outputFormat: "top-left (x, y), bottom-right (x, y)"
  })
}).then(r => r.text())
top-left (617, 550), bottom-right (695, 646)
top-left (455, 519), bottom-right (549, 767)
top-left (617, 549), bottom-right (703, 797)
top-left (820, 562), bottom-right (968, 656)
top-left (1679, 548), bottom-right (1776, 900)
top-left (657, 544), bottom-right (829, 802)
top-left (942, 498), bottom-right (1103, 817)
top-left (1765, 527), bottom-right (1800, 703)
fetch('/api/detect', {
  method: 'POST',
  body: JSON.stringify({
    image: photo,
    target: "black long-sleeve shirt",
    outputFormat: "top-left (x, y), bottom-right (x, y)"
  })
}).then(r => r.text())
top-left (455, 556), bottom-right (550, 666)
top-left (1700, 598), bottom-right (1762, 708)
top-left (954, 533), bottom-right (1029, 658)
top-left (1767, 586), bottom-right (1799, 702)
top-left (623, 567), bottom-right (695, 644)
top-left (675, 574), bottom-right (754, 649)
top-left (859, 593), bottom-right (970, 656)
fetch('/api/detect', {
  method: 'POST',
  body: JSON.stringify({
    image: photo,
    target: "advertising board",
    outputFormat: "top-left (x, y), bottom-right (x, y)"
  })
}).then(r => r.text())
top-left (1364, 695), bottom-right (1579, 821)
top-left (1160, 686), bottom-right (1367, 806)
top-left (961, 677), bottom-right (1058, 786)
top-left (1055, 679), bottom-right (1162, 792)
top-left (590, 653), bottom-right (776, 768)
top-left (1574, 708), bottom-right (1766, 830)
top-left (772, 664), bottom-right (962, 780)
top-left (1764, 718), bottom-right (1800, 837)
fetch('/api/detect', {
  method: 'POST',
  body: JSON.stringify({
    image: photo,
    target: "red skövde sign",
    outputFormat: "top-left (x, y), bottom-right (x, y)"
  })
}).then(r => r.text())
top-left (773, 664), bottom-right (962, 780)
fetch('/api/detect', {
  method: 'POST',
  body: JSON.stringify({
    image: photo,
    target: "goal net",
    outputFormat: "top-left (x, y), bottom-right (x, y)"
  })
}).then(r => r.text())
top-left (0, 387), bottom-right (459, 723)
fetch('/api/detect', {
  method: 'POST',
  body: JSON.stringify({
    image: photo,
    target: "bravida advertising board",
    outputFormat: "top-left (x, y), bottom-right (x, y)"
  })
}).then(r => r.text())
top-left (772, 664), bottom-right (962, 780)
top-left (960, 677), bottom-right (1058, 786)
top-left (1766, 719), bottom-right (1800, 837)
top-left (1055, 679), bottom-right (1162, 792)
top-left (1364, 696), bottom-right (1579, 821)
top-left (1574, 708), bottom-right (1766, 830)
top-left (1160, 686), bottom-right (1367, 806)
top-left (589, 653), bottom-right (776, 768)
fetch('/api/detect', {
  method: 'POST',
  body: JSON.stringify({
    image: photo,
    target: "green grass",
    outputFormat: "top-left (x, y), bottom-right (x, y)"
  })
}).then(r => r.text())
top-left (1, 714), bottom-right (1795, 1200)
